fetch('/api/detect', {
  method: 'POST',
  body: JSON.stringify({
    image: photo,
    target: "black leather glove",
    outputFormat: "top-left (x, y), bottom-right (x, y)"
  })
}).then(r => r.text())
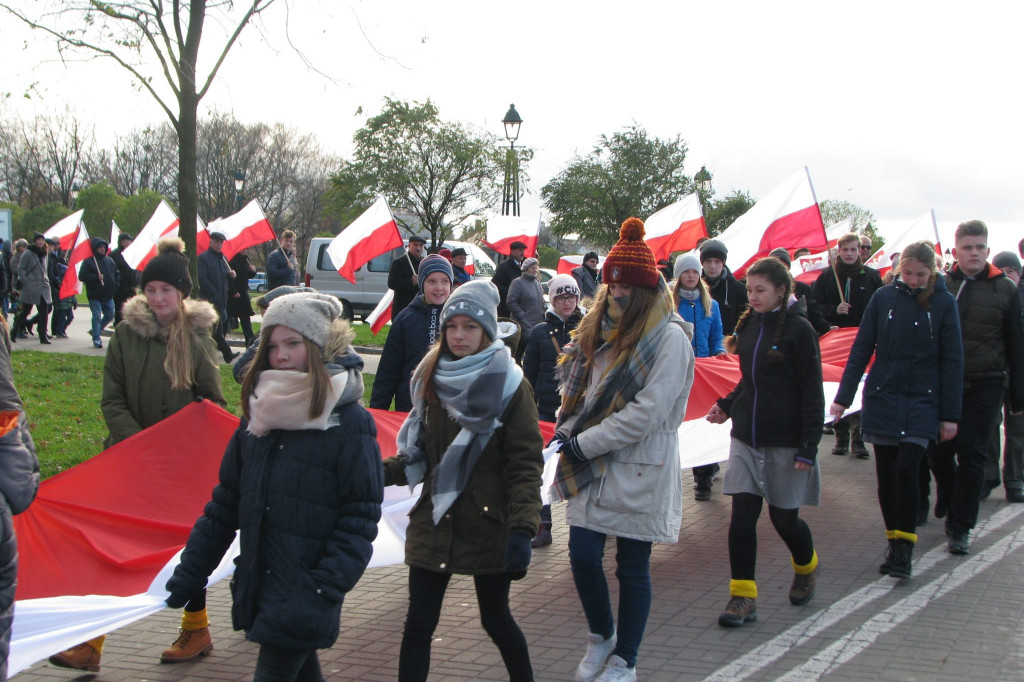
top-left (504, 530), bottom-right (532, 574)
top-left (547, 431), bottom-right (568, 448)
top-left (165, 592), bottom-right (189, 609)
top-left (559, 436), bottom-right (587, 463)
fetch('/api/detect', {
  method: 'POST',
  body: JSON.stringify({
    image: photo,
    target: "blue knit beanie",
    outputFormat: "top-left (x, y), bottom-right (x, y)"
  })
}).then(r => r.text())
top-left (418, 254), bottom-right (454, 293)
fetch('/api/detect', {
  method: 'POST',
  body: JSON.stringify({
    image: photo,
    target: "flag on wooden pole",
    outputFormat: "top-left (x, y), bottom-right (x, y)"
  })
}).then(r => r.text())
top-left (327, 197), bottom-right (403, 284)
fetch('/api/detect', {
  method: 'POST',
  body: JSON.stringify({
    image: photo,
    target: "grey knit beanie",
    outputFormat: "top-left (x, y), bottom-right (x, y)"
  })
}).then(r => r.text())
top-left (440, 279), bottom-right (499, 341)
top-left (521, 257), bottom-right (539, 272)
top-left (674, 253), bottom-right (702, 276)
top-left (261, 292), bottom-right (343, 348)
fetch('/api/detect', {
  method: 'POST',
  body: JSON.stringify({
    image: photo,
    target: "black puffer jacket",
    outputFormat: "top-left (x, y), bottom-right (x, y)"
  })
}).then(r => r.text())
top-left (166, 325), bottom-right (384, 650)
top-left (78, 239), bottom-right (119, 300)
top-left (370, 294), bottom-right (443, 412)
top-left (717, 298), bottom-right (824, 462)
top-left (810, 263), bottom-right (884, 328)
top-left (704, 267), bottom-right (748, 334)
top-left (523, 308), bottom-right (582, 422)
top-left (946, 263), bottom-right (1024, 410)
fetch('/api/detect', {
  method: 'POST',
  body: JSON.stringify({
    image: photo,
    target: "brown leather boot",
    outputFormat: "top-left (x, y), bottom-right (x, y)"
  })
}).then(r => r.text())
top-left (49, 642), bottom-right (101, 672)
top-left (160, 627), bottom-right (213, 663)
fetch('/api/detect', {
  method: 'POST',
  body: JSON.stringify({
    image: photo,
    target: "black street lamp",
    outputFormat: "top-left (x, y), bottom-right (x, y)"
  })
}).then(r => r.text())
top-left (70, 183), bottom-right (80, 209)
top-left (501, 104), bottom-right (522, 217)
top-left (694, 165), bottom-right (712, 214)
top-left (234, 170), bottom-right (245, 212)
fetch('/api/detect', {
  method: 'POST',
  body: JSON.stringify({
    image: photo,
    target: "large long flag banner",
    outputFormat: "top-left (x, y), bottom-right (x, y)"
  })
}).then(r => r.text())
top-left (9, 329), bottom-right (862, 675)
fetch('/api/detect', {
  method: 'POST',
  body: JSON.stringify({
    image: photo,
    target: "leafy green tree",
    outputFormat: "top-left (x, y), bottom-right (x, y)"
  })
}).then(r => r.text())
top-left (77, 182), bottom-right (125, 240)
top-left (819, 199), bottom-right (882, 249)
top-left (537, 245), bottom-right (561, 270)
top-left (542, 125), bottom-right (691, 250)
top-left (115, 190), bottom-right (167, 236)
top-left (325, 99), bottom-right (512, 247)
top-left (20, 203), bottom-right (71, 239)
top-left (706, 190), bottom-right (756, 237)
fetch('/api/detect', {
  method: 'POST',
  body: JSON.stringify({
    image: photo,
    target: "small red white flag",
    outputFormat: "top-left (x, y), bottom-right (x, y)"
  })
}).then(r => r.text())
top-left (644, 194), bottom-right (708, 262)
top-left (58, 224), bottom-right (94, 300)
top-left (110, 220), bottom-right (120, 246)
top-left (485, 215), bottom-right (540, 257)
top-left (327, 197), bottom-right (403, 284)
top-left (198, 200), bottom-right (276, 261)
top-left (865, 210), bottom-right (940, 278)
top-left (717, 168), bottom-right (827, 278)
top-left (122, 201), bottom-right (180, 270)
top-left (557, 254), bottom-right (606, 275)
top-left (824, 219), bottom-right (853, 248)
top-left (791, 252), bottom-right (831, 284)
top-left (43, 210), bottom-right (85, 251)
top-left (366, 289), bottom-right (394, 335)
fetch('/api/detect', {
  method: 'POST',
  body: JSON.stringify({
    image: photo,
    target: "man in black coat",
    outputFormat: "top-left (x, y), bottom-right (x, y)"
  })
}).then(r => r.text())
top-left (78, 238), bottom-right (119, 349)
top-left (491, 240), bottom-right (526, 318)
top-left (387, 235), bottom-right (425, 319)
top-left (110, 233), bottom-right (138, 325)
top-left (197, 232), bottom-right (237, 363)
top-left (700, 239), bottom-right (748, 335)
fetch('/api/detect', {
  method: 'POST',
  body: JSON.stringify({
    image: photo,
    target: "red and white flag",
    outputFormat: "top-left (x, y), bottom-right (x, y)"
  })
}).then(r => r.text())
top-left (58, 224), bottom-right (95, 300)
top-left (43, 210), bottom-right (85, 251)
top-left (327, 196), bottom-right (403, 284)
top-left (644, 194), bottom-right (707, 262)
top-left (122, 201), bottom-right (180, 270)
top-left (865, 210), bottom-right (940, 278)
top-left (109, 220), bottom-right (120, 246)
top-left (365, 289), bottom-right (394, 335)
top-left (557, 254), bottom-right (605, 275)
top-left (788, 219), bottom-right (855, 284)
top-left (717, 168), bottom-right (827, 278)
top-left (824, 219), bottom-right (853, 248)
top-left (198, 201), bottom-right (276, 261)
top-left (485, 215), bottom-right (540, 257)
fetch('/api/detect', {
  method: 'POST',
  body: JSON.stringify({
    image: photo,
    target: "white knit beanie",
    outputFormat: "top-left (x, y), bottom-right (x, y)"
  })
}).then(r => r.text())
top-left (261, 292), bottom-right (343, 348)
top-left (547, 274), bottom-right (580, 299)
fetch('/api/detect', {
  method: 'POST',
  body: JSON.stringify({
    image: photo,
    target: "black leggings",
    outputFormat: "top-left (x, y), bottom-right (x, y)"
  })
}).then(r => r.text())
top-left (398, 566), bottom-right (533, 682)
top-left (873, 442), bottom-right (926, 535)
top-left (728, 493), bottom-right (814, 581)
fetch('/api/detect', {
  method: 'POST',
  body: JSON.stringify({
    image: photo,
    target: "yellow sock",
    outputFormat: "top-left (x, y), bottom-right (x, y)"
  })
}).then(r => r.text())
top-left (86, 635), bottom-right (106, 653)
top-left (885, 529), bottom-right (896, 540)
top-left (729, 579), bottom-right (757, 599)
top-left (792, 550), bottom-right (819, 575)
top-left (894, 530), bottom-right (918, 544)
top-left (181, 607), bottom-right (209, 631)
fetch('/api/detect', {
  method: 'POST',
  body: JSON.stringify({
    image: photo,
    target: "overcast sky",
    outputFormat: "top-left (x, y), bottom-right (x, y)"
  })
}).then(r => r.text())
top-left (2, 0), bottom-right (1021, 253)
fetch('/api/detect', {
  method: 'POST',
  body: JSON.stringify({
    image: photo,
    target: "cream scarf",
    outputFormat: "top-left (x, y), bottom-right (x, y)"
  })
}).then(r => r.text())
top-left (246, 369), bottom-right (348, 437)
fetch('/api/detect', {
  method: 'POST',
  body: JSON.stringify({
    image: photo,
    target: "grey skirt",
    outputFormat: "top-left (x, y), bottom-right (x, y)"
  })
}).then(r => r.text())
top-left (722, 438), bottom-right (820, 509)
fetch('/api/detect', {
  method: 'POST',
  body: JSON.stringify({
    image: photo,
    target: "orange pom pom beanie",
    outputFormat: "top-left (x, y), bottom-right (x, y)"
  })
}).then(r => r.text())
top-left (601, 217), bottom-right (661, 290)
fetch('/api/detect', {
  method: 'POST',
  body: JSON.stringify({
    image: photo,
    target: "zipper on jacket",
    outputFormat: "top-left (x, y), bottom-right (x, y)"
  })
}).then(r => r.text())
top-left (750, 317), bottom-right (767, 448)
top-left (926, 311), bottom-right (933, 339)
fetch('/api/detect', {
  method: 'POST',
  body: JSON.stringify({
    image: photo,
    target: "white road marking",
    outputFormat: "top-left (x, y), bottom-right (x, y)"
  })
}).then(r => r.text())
top-left (704, 504), bottom-right (1024, 682)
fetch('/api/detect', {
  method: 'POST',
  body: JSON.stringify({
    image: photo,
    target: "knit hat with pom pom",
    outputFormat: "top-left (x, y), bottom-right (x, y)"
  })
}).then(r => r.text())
top-left (141, 237), bottom-right (192, 297)
top-left (601, 217), bottom-right (661, 289)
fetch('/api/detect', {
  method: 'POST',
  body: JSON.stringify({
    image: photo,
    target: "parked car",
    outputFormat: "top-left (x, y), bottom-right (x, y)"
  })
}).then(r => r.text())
top-left (303, 238), bottom-right (496, 320)
top-left (539, 267), bottom-right (557, 303)
top-left (248, 272), bottom-right (267, 293)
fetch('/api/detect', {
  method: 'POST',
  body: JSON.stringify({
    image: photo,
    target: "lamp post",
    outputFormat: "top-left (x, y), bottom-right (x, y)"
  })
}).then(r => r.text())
top-left (70, 183), bottom-right (80, 209)
top-left (501, 104), bottom-right (522, 217)
top-left (234, 170), bottom-right (245, 212)
top-left (694, 165), bottom-right (712, 215)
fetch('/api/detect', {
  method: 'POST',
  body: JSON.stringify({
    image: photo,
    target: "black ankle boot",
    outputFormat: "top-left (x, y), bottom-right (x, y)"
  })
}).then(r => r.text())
top-left (878, 538), bottom-right (896, 575)
top-left (889, 539), bottom-right (913, 579)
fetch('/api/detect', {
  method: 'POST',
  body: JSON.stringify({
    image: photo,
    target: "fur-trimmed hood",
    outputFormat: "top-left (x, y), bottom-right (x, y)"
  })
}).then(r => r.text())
top-left (321, 318), bottom-right (366, 410)
top-left (121, 295), bottom-right (219, 339)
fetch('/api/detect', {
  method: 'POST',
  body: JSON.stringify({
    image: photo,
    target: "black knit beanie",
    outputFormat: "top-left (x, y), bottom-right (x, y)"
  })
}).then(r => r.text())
top-left (141, 237), bottom-right (192, 297)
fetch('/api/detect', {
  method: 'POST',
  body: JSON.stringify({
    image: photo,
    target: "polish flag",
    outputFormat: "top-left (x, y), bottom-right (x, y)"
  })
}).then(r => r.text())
top-left (716, 168), bottom-right (827, 278)
top-left (644, 194), bottom-right (708, 262)
top-left (122, 201), bottom-right (180, 270)
top-left (109, 220), bottom-right (120, 246)
top-left (557, 254), bottom-right (606, 275)
top-left (788, 219), bottom-right (855, 284)
top-left (43, 210), bottom-right (85, 251)
top-left (365, 289), bottom-right (394, 335)
top-left (865, 210), bottom-right (941, 278)
top-left (197, 201), bottom-right (276, 261)
top-left (327, 196), bottom-right (403, 284)
top-left (824, 219), bottom-right (853, 248)
top-left (485, 214), bottom-right (540, 257)
top-left (57, 224), bottom-right (94, 300)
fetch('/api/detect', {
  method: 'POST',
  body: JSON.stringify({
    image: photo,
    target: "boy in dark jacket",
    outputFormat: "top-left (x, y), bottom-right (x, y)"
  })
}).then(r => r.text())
top-left (78, 238), bottom-right (120, 349)
top-left (700, 239), bottom-right (748, 335)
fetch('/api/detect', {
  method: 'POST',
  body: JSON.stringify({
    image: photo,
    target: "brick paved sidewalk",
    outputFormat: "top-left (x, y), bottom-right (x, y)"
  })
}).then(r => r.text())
top-left (14, 435), bottom-right (1024, 681)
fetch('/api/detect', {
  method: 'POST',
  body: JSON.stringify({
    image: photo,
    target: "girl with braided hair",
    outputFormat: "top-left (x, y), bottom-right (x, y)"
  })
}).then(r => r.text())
top-left (705, 256), bottom-right (824, 628)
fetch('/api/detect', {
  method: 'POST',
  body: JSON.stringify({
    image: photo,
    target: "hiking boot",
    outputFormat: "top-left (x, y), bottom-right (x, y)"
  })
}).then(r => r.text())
top-left (694, 475), bottom-right (712, 501)
top-left (49, 643), bottom-right (101, 672)
top-left (851, 440), bottom-right (870, 459)
top-left (594, 655), bottom-right (636, 682)
top-left (889, 539), bottom-right (913, 579)
top-left (879, 539), bottom-right (896, 575)
top-left (947, 530), bottom-right (970, 555)
top-left (531, 524), bottom-right (552, 548)
top-left (574, 630), bottom-right (616, 682)
top-left (160, 627), bottom-right (213, 663)
top-left (789, 564), bottom-right (818, 605)
top-left (718, 596), bottom-right (757, 627)
top-left (822, 423), bottom-right (835, 435)
top-left (831, 442), bottom-right (849, 456)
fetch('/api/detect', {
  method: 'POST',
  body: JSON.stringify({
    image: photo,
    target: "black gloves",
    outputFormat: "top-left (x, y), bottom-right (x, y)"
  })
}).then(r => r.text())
top-left (165, 592), bottom-right (189, 609)
top-left (559, 436), bottom-right (587, 463)
top-left (504, 530), bottom-right (532, 574)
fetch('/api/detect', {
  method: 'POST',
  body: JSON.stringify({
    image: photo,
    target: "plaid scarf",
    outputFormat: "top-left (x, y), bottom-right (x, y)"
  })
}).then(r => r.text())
top-left (551, 285), bottom-right (680, 501)
top-left (397, 339), bottom-right (523, 524)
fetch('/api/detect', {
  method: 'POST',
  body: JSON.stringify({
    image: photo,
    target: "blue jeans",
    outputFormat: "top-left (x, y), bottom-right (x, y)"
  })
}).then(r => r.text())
top-left (568, 526), bottom-right (652, 668)
top-left (89, 298), bottom-right (115, 342)
top-left (252, 643), bottom-right (322, 682)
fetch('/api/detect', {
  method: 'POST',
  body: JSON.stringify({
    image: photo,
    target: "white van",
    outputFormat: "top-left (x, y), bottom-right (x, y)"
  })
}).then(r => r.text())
top-left (304, 238), bottom-right (496, 320)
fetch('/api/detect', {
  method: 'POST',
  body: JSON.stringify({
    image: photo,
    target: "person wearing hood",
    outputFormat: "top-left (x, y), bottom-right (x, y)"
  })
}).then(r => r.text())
top-left (706, 256), bottom-right (824, 629)
top-left (11, 233), bottom-right (52, 344)
top-left (370, 254), bottom-right (454, 413)
top-left (831, 241), bottom-right (962, 579)
top-left (507, 257), bottom-right (545, 361)
top-left (78, 237), bottom-right (120, 349)
top-left (700, 239), bottom-right (748, 335)
top-left (166, 291), bottom-right (383, 682)
top-left (572, 251), bottom-right (602, 302)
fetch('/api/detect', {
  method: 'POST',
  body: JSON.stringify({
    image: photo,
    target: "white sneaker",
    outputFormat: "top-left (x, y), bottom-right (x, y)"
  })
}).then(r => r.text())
top-left (594, 655), bottom-right (636, 682)
top-left (574, 630), bottom-right (617, 682)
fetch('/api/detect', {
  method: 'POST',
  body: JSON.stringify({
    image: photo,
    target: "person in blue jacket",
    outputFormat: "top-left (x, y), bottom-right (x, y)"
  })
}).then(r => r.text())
top-left (831, 240), bottom-right (963, 579)
top-left (369, 254), bottom-right (454, 412)
top-left (673, 253), bottom-right (727, 502)
top-left (166, 292), bottom-right (383, 681)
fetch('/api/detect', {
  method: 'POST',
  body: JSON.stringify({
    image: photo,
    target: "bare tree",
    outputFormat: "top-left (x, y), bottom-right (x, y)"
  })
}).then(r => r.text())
top-left (0, 109), bottom-right (94, 208)
top-left (105, 125), bottom-right (179, 199)
top-left (1, 0), bottom-right (282, 284)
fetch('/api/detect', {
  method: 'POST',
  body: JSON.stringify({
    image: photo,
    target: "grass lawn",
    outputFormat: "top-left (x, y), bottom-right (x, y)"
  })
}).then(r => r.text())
top-left (14, 350), bottom-right (376, 480)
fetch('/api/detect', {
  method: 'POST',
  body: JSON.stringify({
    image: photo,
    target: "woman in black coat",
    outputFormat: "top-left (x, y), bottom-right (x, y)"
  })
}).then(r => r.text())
top-left (228, 249), bottom-right (257, 346)
top-left (831, 241), bottom-right (962, 579)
